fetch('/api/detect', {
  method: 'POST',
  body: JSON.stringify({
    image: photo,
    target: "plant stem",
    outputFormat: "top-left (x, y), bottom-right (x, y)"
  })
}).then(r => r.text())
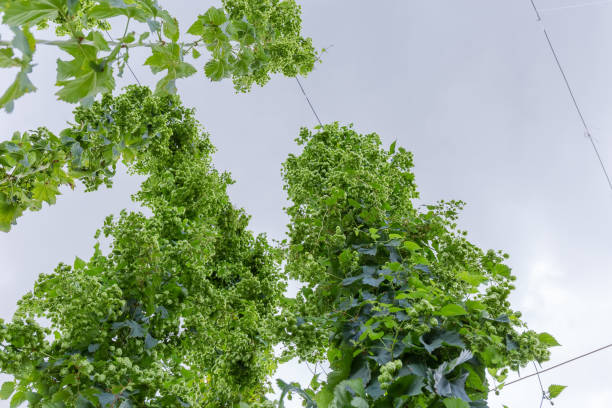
top-left (0, 39), bottom-right (201, 49)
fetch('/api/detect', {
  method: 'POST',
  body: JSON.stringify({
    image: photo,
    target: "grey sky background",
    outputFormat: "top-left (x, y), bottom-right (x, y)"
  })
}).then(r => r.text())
top-left (1, 0), bottom-right (612, 407)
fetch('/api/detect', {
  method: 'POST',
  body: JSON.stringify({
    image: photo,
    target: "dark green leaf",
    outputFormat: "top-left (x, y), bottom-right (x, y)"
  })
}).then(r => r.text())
top-left (420, 329), bottom-right (465, 354)
top-left (363, 275), bottom-right (385, 287)
top-left (387, 375), bottom-right (424, 398)
top-left (95, 393), bottom-right (115, 408)
top-left (365, 379), bottom-right (385, 400)
top-left (505, 335), bottom-right (518, 351)
top-left (112, 320), bottom-right (145, 338)
top-left (348, 356), bottom-right (371, 386)
top-left (145, 332), bottom-right (158, 349)
top-left (398, 363), bottom-right (427, 378)
top-left (356, 246), bottom-right (377, 256)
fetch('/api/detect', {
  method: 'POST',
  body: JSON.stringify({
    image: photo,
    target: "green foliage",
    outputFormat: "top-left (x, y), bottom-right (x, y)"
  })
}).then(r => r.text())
top-left (188, 0), bottom-right (316, 91)
top-left (0, 108), bottom-right (150, 231)
top-left (0, 0), bottom-right (317, 110)
top-left (277, 124), bottom-right (558, 407)
top-left (0, 1), bottom-right (316, 231)
top-left (0, 87), bottom-right (286, 407)
top-left (0, 107), bottom-right (563, 406)
top-left (0, 3), bottom-right (563, 407)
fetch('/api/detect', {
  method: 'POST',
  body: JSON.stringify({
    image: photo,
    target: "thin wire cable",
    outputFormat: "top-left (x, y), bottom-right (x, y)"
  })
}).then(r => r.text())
top-left (104, 29), bottom-right (142, 86)
top-left (587, 133), bottom-right (612, 189)
top-left (490, 343), bottom-right (612, 392)
top-left (541, 29), bottom-right (590, 133)
top-left (530, 0), bottom-right (612, 193)
top-left (540, 0), bottom-right (612, 12)
top-left (125, 61), bottom-right (142, 86)
top-left (295, 76), bottom-right (323, 127)
top-left (530, 0), bottom-right (543, 20)
top-left (533, 361), bottom-right (550, 407)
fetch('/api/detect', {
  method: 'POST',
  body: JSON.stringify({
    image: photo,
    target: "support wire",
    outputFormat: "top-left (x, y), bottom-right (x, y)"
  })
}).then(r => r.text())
top-left (530, 0), bottom-right (612, 193)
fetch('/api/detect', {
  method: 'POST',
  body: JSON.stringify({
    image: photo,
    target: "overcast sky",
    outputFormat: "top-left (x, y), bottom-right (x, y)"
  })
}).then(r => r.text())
top-left (2, 0), bottom-right (612, 407)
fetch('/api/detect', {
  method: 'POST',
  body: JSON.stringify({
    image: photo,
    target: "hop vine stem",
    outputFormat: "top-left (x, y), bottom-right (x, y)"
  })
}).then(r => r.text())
top-left (0, 38), bottom-right (202, 49)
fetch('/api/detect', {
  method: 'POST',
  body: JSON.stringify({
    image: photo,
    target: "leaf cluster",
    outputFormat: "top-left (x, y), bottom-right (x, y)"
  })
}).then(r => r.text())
top-left (0, 96), bottom-right (564, 408)
top-left (276, 124), bottom-right (559, 408)
top-left (0, 0), bottom-right (317, 110)
top-left (0, 2), bottom-right (565, 408)
top-left (0, 86), bottom-right (286, 407)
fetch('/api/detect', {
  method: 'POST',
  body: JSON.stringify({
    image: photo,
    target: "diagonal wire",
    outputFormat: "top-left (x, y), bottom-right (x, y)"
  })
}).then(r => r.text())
top-left (295, 76), bottom-right (323, 127)
top-left (540, 0), bottom-right (612, 12)
top-left (530, 0), bottom-right (543, 20)
top-left (104, 29), bottom-right (142, 86)
top-left (124, 61), bottom-right (142, 86)
top-left (533, 361), bottom-right (550, 407)
top-left (529, 0), bottom-right (612, 193)
top-left (490, 342), bottom-right (612, 392)
top-left (587, 134), bottom-right (612, 189)
top-left (541, 29), bottom-right (590, 132)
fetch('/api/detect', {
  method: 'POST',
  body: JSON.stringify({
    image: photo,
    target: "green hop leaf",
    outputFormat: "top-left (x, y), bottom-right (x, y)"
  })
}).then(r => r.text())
top-left (161, 10), bottom-right (179, 42)
top-left (0, 48), bottom-right (21, 68)
top-left (548, 384), bottom-right (566, 399)
top-left (2, 0), bottom-right (62, 26)
top-left (389, 140), bottom-right (397, 154)
top-left (538, 332), bottom-right (561, 347)
top-left (9, 391), bottom-right (26, 408)
top-left (438, 304), bottom-right (467, 317)
top-left (442, 398), bottom-right (470, 408)
top-left (403, 241), bottom-right (420, 251)
top-left (56, 65), bottom-right (115, 104)
top-left (202, 7), bottom-right (226, 26)
top-left (204, 59), bottom-right (229, 81)
top-left (32, 182), bottom-right (60, 205)
top-left (0, 382), bottom-right (15, 400)
top-left (0, 70), bottom-right (36, 112)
